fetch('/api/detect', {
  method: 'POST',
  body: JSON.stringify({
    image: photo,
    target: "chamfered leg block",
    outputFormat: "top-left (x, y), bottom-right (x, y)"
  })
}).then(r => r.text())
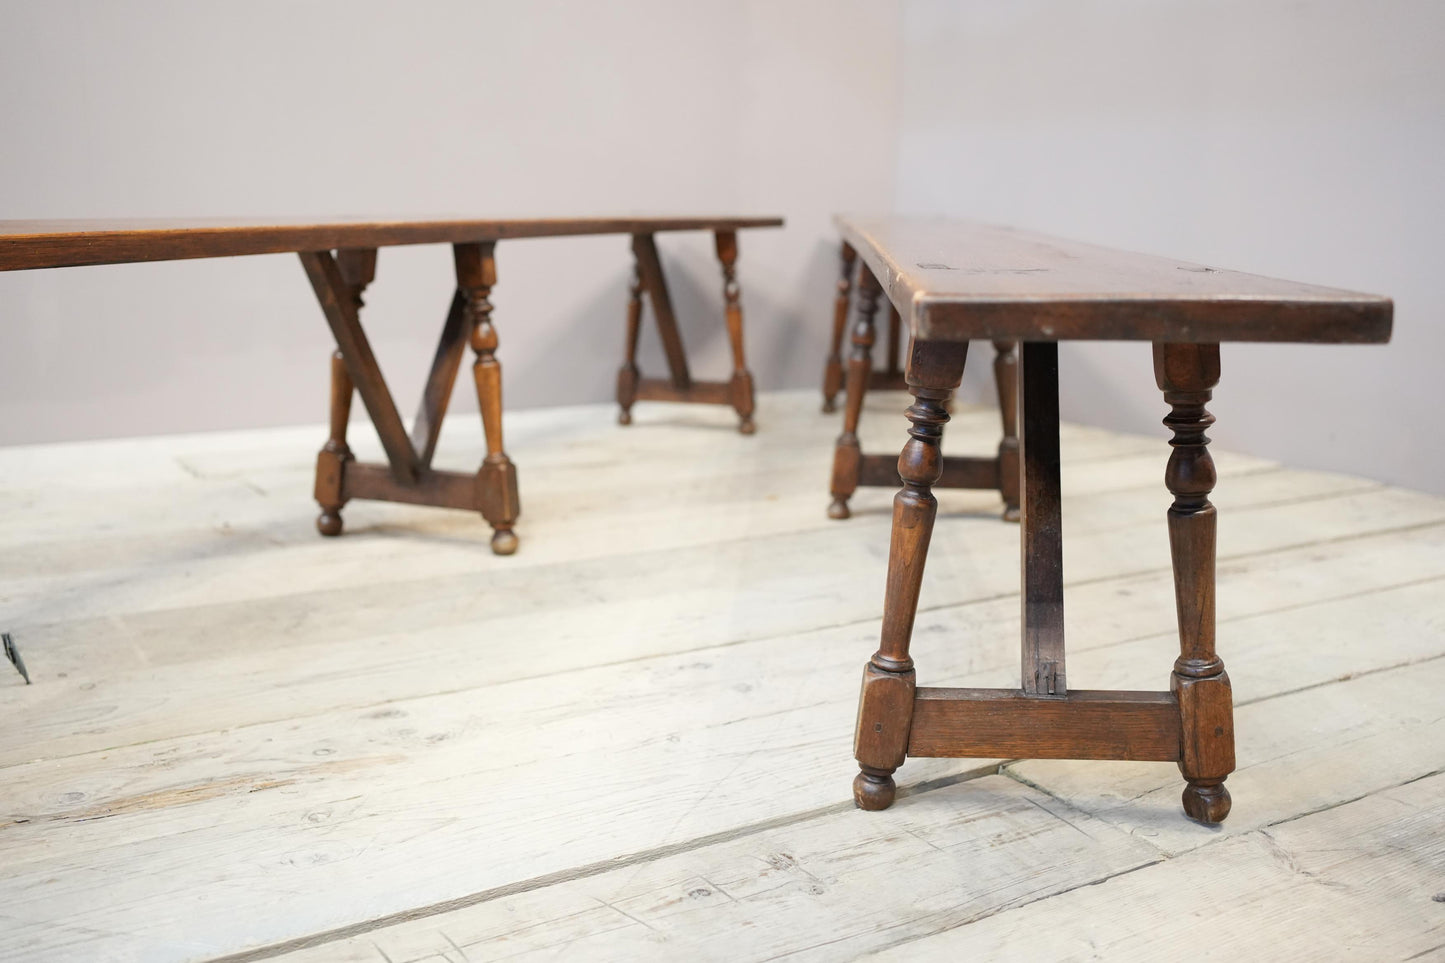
top-left (822, 241), bottom-right (857, 413)
top-left (456, 242), bottom-right (521, 556)
top-left (828, 263), bottom-right (883, 520)
top-left (853, 338), bottom-right (970, 809)
top-left (1156, 341), bottom-right (1234, 824)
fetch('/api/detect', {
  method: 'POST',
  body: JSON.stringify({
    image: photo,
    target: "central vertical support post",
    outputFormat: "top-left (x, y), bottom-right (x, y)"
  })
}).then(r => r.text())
top-left (1019, 342), bottom-right (1066, 696)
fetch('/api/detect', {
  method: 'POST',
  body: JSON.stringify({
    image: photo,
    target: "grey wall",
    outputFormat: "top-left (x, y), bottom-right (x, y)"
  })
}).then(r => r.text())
top-left (895, 0), bottom-right (1445, 495)
top-left (0, 0), bottom-right (901, 443)
top-left (6, 1), bottom-right (1440, 497)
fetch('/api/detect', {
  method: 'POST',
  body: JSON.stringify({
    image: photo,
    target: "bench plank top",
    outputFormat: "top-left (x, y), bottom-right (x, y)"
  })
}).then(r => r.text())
top-left (0, 215), bottom-right (784, 272)
top-left (836, 215), bottom-right (1391, 344)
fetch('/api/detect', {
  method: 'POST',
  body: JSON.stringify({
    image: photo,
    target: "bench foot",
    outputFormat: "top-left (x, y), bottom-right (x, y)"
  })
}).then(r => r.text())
top-left (1183, 779), bottom-right (1231, 824)
top-left (853, 767), bottom-right (897, 811)
top-left (316, 511), bottom-right (344, 537)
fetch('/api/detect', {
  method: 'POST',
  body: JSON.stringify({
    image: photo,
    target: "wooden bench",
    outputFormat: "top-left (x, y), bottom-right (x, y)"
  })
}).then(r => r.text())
top-left (838, 215), bottom-right (1391, 824)
top-left (0, 215), bottom-right (782, 554)
top-left (821, 238), bottom-right (1021, 522)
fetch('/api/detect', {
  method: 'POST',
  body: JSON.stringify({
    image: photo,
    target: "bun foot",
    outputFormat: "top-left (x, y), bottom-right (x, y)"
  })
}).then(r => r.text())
top-left (316, 510), bottom-right (343, 537)
top-left (618, 410), bottom-right (632, 426)
top-left (738, 416), bottom-right (756, 435)
top-left (854, 768), bottom-right (896, 811)
top-left (828, 498), bottom-right (851, 520)
top-left (1002, 504), bottom-right (1021, 523)
top-left (490, 529), bottom-right (519, 556)
top-left (1182, 779), bottom-right (1231, 824)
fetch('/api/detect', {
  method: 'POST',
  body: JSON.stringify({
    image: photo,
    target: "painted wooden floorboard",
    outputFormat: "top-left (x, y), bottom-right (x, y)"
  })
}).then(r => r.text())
top-left (867, 772), bottom-right (1445, 962)
top-left (254, 654), bottom-right (1445, 963)
top-left (0, 390), bottom-right (1437, 962)
top-left (0, 466), bottom-right (1418, 766)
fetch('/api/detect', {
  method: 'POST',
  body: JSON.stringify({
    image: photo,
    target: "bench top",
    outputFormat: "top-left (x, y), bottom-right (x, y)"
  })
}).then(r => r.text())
top-left (0, 215), bottom-right (785, 272)
top-left (836, 215), bottom-right (1391, 344)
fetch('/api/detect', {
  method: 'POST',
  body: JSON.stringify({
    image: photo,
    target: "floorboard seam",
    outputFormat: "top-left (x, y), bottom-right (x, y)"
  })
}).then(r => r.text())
top-left (9, 526), bottom-right (1443, 774)
top-left (198, 763), bottom-right (1004, 963)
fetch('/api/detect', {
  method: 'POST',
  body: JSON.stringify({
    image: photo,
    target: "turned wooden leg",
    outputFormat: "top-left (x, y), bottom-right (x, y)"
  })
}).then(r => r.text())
top-left (715, 230), bottom-right (756, 434)
top-left (828, 264), bottom-right (882, 519)
top-left (314, 249), bottom-right (375, 537)
top-left (822, 241), bottom-right (857, 413)
top-left (315, 349), bottom-right (353, 536)
top-left (617, 261), bottom-right (643, 425)
top-left (456, 242), bottom-right (520, 556)
top-left (1156, 342), bottom-right (1234, 824)
top-left (993, 340), bottom-right (1021, 522)
top-left (854, 339), bottom-right (970, 809)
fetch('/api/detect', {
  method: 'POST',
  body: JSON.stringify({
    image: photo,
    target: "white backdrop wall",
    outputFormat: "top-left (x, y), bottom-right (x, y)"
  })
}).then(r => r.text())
top-left (895, 0), bottom-right (1445, 495)
top-left (0, 0), bottom-right (901, 443)
top-left (4, 0), bottom-right (1440, 498)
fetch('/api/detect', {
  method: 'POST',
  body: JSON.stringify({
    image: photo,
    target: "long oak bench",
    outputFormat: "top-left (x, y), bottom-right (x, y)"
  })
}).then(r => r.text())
top-left (837, 215), bottom-right (1391, 824)
top-left (0, 215), bottom-right (783, 555)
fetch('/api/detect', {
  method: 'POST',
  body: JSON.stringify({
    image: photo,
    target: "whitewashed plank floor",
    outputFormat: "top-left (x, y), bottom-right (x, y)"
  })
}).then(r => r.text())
top-left (0, 389), bottom-right (1440, 962)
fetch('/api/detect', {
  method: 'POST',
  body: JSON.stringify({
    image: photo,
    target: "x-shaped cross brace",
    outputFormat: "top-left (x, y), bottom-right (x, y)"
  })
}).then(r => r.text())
top-left (298, 242), bottom-right (520, 555)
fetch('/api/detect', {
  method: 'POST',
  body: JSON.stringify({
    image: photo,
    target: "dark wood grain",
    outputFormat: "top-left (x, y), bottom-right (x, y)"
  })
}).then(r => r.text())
top-left (631, 233), bottom-right (692, 390)
top-left (909, 688), bottom-right (1181, 760)
top-left (821, 241), bottom-right (857, 413)
top-left (409, 290), bottom-right (470, 470)
top-left (852, 338), bottom-right (969, 811)
top-left (993, 340), bottom-right (1021, 521)
top-left (616, 263), bottom-right (645, 425)
top-left (714, 230), bottom-right (756, 434)
top-left (0, 215), bottom-right (783, 271)
top-left (298, 250), bottom-right (418, 484)
top-left (835, 215), bottom-right (1392, 344)
top-left (856, 453), bottom-right (998, 490)
top-left (845, 217), bottom-right (1389, 827)
top-left (342, 463), bottom-right (480, 512)
top-left (1019, 342), bottom-right (1066, 697)
top-left (313, 349), bottom-right (354, 537)
top-left (1156, 341), bottom-right (1235, 824)
top-left (455, 242), bottom-right (520, 556)
top-left (827, 263), bottom-right (882, 520)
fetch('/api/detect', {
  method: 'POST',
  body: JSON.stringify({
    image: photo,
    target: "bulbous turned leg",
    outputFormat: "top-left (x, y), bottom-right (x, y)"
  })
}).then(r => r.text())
top-left (1156, 342), bottom-right (1234, 825)
top-left (315, 349), bottom-right (354, 536)
top-left (852, 339), bottom-right (969, 810)
top-left (618, 262), bottom-right (643, 426)
top-left (828, 264), bottom-right (882, 519)
top-left (715, 230), bottom-right (757, 435)
top-left (822, 242), bottom-right (857, 413)
top-left (457, 242), bottom-right (521, 556)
